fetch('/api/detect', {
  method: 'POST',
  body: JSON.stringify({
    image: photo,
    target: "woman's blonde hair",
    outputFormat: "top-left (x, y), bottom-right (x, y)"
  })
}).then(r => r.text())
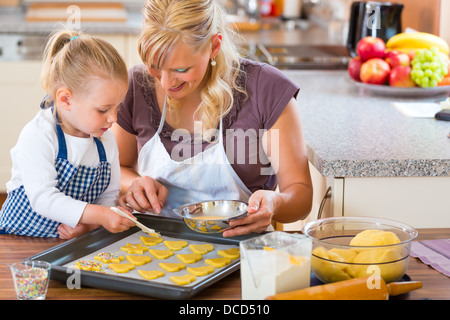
top-left (40, 28), bottom-right (128, 109)
top-left (138, 0), bottom-right (245, 141)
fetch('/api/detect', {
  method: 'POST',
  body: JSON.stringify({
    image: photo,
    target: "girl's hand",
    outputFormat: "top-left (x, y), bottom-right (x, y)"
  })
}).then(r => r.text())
top-left (57, 223), bottom-right (98, 240)
top-left (118, 176), bottom-right (168, 214)
top-left (100, 207), bottom-right (136, 233)
top-left (77, 205), bottom-right (135, 235)
top-left (223, 190), bottom-right (278, 237)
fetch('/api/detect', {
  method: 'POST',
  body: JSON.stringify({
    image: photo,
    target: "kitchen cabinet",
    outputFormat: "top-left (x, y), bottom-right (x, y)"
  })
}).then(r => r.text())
top-left (0, 61), bottom-right (44, 191)
top-left (331, 176), bottom-right (450, 228)
top-left (92, 34), bottom-right (143, 66)
top-left (91, 34), bottom-right (143, 67)
top-left (96, 34), bottom-right (127, 61)
top-left (280, 172), bottom-right (450, 230)
top-left (127, 35), bottom-right (142, 67)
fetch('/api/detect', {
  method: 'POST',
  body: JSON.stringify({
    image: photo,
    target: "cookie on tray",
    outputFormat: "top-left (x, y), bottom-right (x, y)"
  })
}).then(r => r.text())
top-left (187, 266), bottom-right (214, 276)
top-left (126, 255), bottom-right (152, 266)
top-left (94, 252), bottom-right (124, 263)
top-left (140, 236), bottom-right (163, 246)
top-left (177, 253), bottom-right (202, 264)
top-left (170, 274), bottom-right (196, 285)
top-left (109, 263), bottom-right (135, 273)
top-left (149, 249), bottom-right (174, 259)
top-left (217, 248), bottom-right (240, 259)
top-left (205, 257), bottom-right (231, 268)
top-left (138, 270), bottom-right (165, 280)
top-left (74, 260), bottom-right (102, 271)
top-left (189, 244), bottom-right (214, 255)
top-left (159, 262), bottom-right (186, 272)
top-left (120, 243), bottom-right (148, 254)
top-left (164, 240), bottom-right (188, 251)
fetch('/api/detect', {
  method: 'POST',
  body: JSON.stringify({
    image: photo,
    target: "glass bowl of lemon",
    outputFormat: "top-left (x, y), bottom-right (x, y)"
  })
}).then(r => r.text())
top-left (302, 216), bottom-right (418, 283)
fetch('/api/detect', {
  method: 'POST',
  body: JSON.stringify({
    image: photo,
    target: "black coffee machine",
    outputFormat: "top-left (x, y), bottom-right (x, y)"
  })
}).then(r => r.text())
top-left (347, 1), bottom-right (404, 57)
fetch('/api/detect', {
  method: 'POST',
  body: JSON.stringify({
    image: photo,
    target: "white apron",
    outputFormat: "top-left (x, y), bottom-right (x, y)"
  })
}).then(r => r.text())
top-left (138, 95), bottom-right (252, 218)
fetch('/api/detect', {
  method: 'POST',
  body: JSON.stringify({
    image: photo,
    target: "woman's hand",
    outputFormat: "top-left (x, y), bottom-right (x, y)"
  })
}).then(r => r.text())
top-left (223, 190), bottom-right (278, 237)
top-left (118, 176), bottom-right (168, 214)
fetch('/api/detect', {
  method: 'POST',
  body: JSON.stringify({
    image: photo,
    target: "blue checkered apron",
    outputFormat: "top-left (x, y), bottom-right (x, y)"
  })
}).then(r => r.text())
top-left (0, 123), bottom-right (111, 237)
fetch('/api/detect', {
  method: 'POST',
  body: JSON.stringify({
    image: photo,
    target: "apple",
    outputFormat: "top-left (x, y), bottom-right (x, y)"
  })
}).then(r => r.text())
top-left (357, 36), bottom-right (386, 62)
top-left (440, 55), bottom-right (450, 75)
top-left (348, 57), bottom-right (363, 81)
top-left (438, 61), bottom-right (450, 86)
top-left (385, 50), bottom-right (410, 69)
top-left (389, 66), bottom-right (416, 87)
top-left (360, 58), bottom-right (391, 85)
top-left (407, 50), bottom-right (416, 61)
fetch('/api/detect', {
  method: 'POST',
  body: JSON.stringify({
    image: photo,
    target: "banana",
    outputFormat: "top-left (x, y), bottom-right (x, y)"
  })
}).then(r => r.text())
top-left (386, 32), bottom-right (449, 55)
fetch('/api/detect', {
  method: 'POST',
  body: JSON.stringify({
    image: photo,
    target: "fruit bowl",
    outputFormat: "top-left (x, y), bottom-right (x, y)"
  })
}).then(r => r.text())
top-left (302, 217), bottom-right (418, 283)
top-left (348, 34), bottom-right (450, 97)
top-left (172, 200), bottom-right (247, 234)
top-left (350, 78), bottom-right (450, 97)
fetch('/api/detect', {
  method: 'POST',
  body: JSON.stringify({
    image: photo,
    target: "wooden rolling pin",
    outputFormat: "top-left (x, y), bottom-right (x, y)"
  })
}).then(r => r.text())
top-left (266, 276), bottom-right (422, 300)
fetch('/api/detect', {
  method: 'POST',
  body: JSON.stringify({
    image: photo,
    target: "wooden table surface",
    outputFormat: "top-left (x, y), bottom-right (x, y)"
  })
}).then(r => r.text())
top-left (1, 228), bottom-right (449, 300)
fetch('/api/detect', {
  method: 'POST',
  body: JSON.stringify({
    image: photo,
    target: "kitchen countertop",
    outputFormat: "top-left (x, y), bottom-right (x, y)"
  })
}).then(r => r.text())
top-left (0, 5), bottom-right (143, 35)
top-left (286, 70), bottom-right (450, 178)
top-left (0, 5), bottom-right (334, 46)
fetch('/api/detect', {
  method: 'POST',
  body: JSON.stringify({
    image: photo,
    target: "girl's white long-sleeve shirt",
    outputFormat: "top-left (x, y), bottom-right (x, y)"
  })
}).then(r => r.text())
top-left (6, 108), bottom-right (121, 228)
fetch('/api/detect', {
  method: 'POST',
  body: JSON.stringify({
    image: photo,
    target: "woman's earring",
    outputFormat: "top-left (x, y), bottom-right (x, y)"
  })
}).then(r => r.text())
top-left (210, 58), bottom-right (216, 67)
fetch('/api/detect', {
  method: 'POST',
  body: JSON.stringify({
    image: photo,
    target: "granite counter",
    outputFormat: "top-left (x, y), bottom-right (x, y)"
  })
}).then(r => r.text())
top-left (0, 6), bottom-right (333, 45)
top-left (285, 70), bottom-right (450, 178)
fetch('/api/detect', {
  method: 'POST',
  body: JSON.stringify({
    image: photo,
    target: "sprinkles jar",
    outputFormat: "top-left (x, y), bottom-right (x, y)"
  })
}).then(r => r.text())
top-left (10, 260), bottom-right (51, 300)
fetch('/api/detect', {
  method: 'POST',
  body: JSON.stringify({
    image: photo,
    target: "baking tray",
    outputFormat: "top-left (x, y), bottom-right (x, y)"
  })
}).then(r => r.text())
top-left (28, 214), bottom-right (258, 299)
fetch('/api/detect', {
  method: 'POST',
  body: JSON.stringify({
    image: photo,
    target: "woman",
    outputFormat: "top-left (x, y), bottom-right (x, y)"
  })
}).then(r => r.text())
top-left (112, 0), bottom-right (313, 237)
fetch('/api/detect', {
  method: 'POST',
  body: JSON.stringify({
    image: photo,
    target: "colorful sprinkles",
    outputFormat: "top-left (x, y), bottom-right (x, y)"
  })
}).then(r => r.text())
top-left (74, 259), bottom-right (102, 271)
top-left (94, 252), bottom-right (124, 263)
top-left (13, 267), bottom-right (49, 300)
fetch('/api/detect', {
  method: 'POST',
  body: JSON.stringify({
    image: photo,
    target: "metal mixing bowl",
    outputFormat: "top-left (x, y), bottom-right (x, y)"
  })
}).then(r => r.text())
top-left (302, 217), bottom-right (418, 283)
top-left (172, 200), bottom-right (248, 233)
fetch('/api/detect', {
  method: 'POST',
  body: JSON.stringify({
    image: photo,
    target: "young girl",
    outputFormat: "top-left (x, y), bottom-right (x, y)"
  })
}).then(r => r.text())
top-left (0, 29), bottom-right (135, 239)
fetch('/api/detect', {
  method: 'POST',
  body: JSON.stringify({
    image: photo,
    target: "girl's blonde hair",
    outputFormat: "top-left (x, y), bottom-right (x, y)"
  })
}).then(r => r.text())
top-left (138, 0), bottom-right (246, 141)
top-left (40, 29), bottom-right (128, 108)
